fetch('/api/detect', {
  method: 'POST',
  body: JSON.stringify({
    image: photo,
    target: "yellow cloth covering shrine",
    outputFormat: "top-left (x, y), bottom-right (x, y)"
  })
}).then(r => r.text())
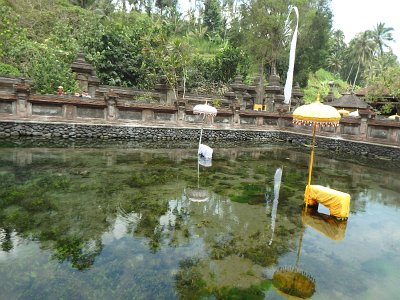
top-left (304, 185), bottom-right (350, 219)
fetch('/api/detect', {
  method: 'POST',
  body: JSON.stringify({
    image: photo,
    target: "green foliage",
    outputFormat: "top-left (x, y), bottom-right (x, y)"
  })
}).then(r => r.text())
top-left (212, 45), bottom-right (249, 83)
top-left (363, 63), bottom-right (400, 115)
top-left (0, 63), bottom-right (21, 76)
top-left (0, 5), bottom-right (22, 62)
top-left (204, 0), bottom-right (223, 36)
top-left (212, 98), bottom-right (222, 108)
top-left (303, 69), bottom-right (350, 103)
top-left (157, 36), bottom-right (193, 97)
top-left (81, 12), bottom-right (162, 89)
top-left (26, 47), bottom-right (79, 94)
top-left (294, 1), bottom-right (333, 87)
top-left (187, 45), bottom-right (249, 91)
top-left (363, 54), bottom-right (400, 102)
top-left (1, 0), bottom-right (397, 98)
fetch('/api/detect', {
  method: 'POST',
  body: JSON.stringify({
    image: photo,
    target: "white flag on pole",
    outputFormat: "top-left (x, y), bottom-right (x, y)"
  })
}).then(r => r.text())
top-left (284, 6), bottom-right (299, 106)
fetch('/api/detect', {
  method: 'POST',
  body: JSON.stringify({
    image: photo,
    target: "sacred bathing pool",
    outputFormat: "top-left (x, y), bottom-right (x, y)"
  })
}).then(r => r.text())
top-left (0, 53), bottom-right (399, 299)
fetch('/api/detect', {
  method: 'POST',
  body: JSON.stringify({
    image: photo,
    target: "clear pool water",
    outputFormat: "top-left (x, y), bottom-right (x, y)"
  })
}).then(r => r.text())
top-left (0, 142), bottom-right (399, 299)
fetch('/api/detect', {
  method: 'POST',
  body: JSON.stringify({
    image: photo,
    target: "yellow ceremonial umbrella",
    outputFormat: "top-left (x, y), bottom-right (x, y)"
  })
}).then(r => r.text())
top-left (337, 108), bottom-right (350, 116)
top-left (292, 94), bottom-right (341, 205)
top-left (388, 113), bottom-right (399, 120)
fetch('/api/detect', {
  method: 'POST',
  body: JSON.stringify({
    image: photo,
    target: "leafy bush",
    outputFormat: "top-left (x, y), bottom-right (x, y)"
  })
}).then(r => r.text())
top-left (0, 63), bottom-right (20, 76)
top-left (303, 68), bottom-right (350, 103)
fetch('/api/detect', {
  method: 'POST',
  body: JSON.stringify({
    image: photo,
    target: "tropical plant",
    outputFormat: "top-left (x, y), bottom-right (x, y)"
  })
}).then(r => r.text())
top-left (371, 22), bottom-right (394, 57)
top-left (347, 31), bottom-right (376, 89)
top-left (159, 37), bottom-right (193, 99)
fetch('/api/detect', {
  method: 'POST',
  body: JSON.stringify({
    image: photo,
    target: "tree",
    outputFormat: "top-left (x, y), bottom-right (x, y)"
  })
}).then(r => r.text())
top-left (294, 0), bottom-right (333, 87)
top-left (204, 0), bottom-right (223, 37)
top-left (371, 22), bottom-right (394, 57)
top-left (155, 0), bottom-right (177, 16)
top-left (348, 31), bottom-right (376, 89)
top-left (327, 29), bottom-right (346, 75)
top-left (157, 37), bottom-right (193, 99)
top-left (362, 52), bottom-right (400, 114)
top-left (81, 12), bottom-right (162, 89)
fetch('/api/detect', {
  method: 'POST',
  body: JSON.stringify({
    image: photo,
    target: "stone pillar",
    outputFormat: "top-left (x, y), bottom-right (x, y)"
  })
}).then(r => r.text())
top-left (256, 116), bottom-right (264, 126)
top-left (64, 105), bottom-right (76, 120)
top-left (324, 81), bottom-right (335, 103)
top-left (359, 111), bottom-right (369, 139)
top-left (233, 109), bottom-right (240, 125)
top-left (105, 90), bottom-right (119, 121)
top-left (14, 78), bottom-right (31, 117)
top-left (177, 101), bottom-right (186, 123)
top-left (142, 109), bottom-right (154, 122)
top-left (251, 75), bottom-right (263, 105)
top-left (71, 51), bottom-right (101, 98)
top-left (154, 75), bottom-right (175, 105)
top-left (291, 82), bottom-right (304, 111)
top-left (230, 75), bottom-right (247, 110)
top-left (265, 68), bottom-right (282, 113)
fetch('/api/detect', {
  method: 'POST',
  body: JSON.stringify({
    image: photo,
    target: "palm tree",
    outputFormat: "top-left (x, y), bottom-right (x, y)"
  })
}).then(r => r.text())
top-left (327, 52), bottom-right (342, 76)
top-left (330, 29), bottom-right (346, 51)
top-left (372, 22), bottom-right (394, 56)
top-left (348, 31), bottom-right (376, 89)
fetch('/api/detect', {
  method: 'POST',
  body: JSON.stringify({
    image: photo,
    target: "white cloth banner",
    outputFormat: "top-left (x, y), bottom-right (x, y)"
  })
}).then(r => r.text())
top-left (284, 6), bottom-right (299, 105)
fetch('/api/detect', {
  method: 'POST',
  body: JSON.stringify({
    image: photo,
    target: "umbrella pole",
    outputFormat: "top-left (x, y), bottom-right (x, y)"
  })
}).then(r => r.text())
top-left (306, 122), bottom-right (317, 208)
top-left (199, 126), bottom-right (203, 147)
top-left (295, 222), bottom-right (305, 270)
top-left (199, 114), bottom-right (206, 148)
top-left (197, 156), bottom-right (200, 188)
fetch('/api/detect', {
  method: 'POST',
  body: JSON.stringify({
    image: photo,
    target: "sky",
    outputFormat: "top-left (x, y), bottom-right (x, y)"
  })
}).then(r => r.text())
top-left (178, 0), bottom-right (400, 58)
top-left (331, 0), bottom-right (400, 58)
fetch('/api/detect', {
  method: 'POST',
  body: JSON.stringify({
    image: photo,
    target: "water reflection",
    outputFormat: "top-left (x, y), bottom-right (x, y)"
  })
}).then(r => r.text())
top-left (272, 208), bottom-right (348, 298)
top-left (0, 144), bottom-right (399, 299)
top-left (302, 207), bottom-right (348, 241)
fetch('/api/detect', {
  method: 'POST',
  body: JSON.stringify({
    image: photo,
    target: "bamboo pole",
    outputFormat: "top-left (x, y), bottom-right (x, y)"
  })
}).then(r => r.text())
top-left (305, 122), bottom-right (317, 208)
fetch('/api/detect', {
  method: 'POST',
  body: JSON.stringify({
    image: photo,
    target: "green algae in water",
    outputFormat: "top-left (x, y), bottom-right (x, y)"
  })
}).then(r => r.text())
top-left (230, 184), bottom-right (266, 204)
top-left (0, 144), bottom-right (400, 299)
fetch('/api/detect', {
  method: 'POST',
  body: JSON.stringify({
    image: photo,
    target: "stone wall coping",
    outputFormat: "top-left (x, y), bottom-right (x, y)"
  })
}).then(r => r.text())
top-left (368, 119), bottom-right (400, 128)
top-left (0, 92), bottom-right (16, 100)
top-left (116, 101), bottom-right (176, 111)
top-left (340, 117), bottom-right (361, 124)
top-left (239, 111), bottom-right (279, 117)
top-left (29, 95), bottom-right (107, 107)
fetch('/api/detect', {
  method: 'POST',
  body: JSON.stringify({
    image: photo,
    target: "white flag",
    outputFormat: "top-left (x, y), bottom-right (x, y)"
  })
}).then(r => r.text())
top-left (284, 6), bottom-right (299, 105)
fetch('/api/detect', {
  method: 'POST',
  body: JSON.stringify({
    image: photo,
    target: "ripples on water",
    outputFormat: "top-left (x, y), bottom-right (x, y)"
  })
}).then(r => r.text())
top-left (0, 141), bottom-right (399, 299)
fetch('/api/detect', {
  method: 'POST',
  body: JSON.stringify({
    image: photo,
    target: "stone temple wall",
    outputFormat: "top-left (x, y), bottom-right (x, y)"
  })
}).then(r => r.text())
top-left (0, 120), bottom-right (399, 160)
top-left (0, 76), bottom-right (400, 159)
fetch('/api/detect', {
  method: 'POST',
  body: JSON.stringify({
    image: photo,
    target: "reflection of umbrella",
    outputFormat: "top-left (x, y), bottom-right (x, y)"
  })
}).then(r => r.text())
top-left (193, 104), bottom-right (217, 159)
top-left (272, 219), bottom-right (315, 299)
top-left (292, 94), bottom-right (341, 206)
top-left (185, 156), bottom-right (211, 202)
top-left (273, 206), bottom-right (348, 298)
top-left (337, 108), bottom-right (350, 116)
